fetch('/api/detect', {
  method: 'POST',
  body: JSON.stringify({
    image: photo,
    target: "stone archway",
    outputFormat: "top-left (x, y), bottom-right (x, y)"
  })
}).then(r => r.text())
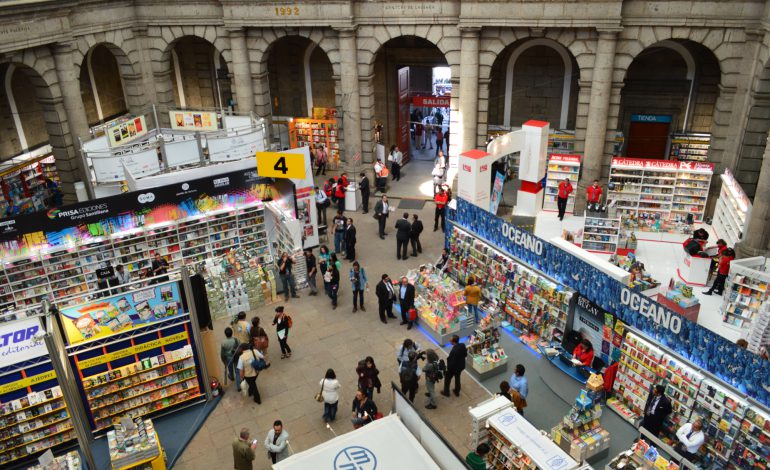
top-left (168, 36), bottom-right (231, 110)
top-left (79, 44), bottom-right (130, 125)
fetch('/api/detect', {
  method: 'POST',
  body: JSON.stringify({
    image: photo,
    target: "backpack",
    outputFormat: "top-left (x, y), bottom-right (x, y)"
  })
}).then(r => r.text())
top-left (287, 315), bottom-right (293, 329)
top-left (684, 238), bottom-right (701, 256)
top-left (249, 349), bottom-right (267, 371)
top-left (399, 360), bottom-right (418, 384)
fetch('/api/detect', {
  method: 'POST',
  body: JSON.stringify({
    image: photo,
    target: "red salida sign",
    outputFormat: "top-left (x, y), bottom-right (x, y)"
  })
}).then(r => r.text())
top-left (412, 96), bottom-right (450, 107)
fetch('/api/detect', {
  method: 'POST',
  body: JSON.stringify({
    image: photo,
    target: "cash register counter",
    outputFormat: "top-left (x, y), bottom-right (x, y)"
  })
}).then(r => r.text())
top-left (537, 343), bottom-right (599, 405)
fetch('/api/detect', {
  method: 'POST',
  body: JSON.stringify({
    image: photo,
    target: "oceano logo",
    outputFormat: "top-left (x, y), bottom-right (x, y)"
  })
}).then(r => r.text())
top-left (500, 222), bottom-right (544, 256)
top-left (137, 193), bottom-right (156, 204)
top-left (620, 287), bottom-right (682, 334)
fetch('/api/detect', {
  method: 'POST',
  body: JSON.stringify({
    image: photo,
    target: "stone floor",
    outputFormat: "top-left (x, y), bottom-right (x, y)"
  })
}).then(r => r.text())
top-left (174, 200), bottom-right (492, 470)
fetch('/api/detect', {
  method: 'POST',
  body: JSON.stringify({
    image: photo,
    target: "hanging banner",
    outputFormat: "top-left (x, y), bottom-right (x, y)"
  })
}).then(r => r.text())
top-left (58, 282), bottom-right (184, 345)
top-left (208, 129), bottom-right (264, 162)
top-left (92, 148), bottom-right (161, 183)
top-left (0, 317), bottom-right (46, 364)
top-left (489, 171), bottom-right (505, 214)
top-left (169, 110), bottom-right (219, 131)
top-left (106, 115), bottom-right (148, 147)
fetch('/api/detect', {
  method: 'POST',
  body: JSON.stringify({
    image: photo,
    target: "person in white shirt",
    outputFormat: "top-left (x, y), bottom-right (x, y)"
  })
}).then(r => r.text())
top-left (115, 265), bottom-right (131, 289)
top-left (319, 368), bottom-right (341, 422)
top-left (388, 145), bottom-right (403, 182)
top-left (675, 419), bottom-right (705, 462)
top-left (315, 187), bottom-right (329, 225)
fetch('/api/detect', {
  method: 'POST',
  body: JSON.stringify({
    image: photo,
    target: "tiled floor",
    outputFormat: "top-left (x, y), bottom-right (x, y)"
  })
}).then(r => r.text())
top-left (173, 201), bottom-right (491, 470)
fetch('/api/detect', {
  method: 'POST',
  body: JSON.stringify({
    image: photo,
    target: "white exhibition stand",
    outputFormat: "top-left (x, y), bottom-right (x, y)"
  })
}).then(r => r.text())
top-left (550, 237), bottom-right (631, 284)
top-left (273, 414), bottom-right (441, 470)
top-left (345, 185), bottom-right (360, 211)
top-left (678, 251), bottom-right (711, 286)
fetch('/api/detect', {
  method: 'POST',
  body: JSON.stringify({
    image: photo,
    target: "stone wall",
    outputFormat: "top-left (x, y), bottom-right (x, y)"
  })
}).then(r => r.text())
top-left (12, 67), bottom-right (48, 150)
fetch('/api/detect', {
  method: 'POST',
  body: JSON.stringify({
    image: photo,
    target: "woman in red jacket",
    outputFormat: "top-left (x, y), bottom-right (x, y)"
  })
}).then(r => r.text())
top-left (704, 247), bottom-right (735, 296)
top-left (572, 339), bottom-right (595, 367)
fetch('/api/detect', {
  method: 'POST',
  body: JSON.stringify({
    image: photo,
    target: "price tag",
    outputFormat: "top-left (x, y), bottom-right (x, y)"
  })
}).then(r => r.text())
top-left (256, 152), bottom-right (307, 179)
top-left (38, 449), bottom-right (54, 468)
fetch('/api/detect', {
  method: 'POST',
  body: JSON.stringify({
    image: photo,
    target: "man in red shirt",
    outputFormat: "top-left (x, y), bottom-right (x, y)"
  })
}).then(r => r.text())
top-left (557, 178), bottom-right (573, 221)
top-left (586, 179), bottom-right (602, 211)
top-left (704, 247), bottom-right (735, 296)
top-left (434, 188), bottom-right (449, 232)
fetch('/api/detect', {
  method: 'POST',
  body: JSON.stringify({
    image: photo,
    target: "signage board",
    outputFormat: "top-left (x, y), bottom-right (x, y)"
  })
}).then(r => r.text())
top-left (0, 317), bottom-right (46, 364)
top-left (412, 96), bottom-right (450, 107)
top-left (631, 114), bottom-right (672, 123)
top-left (256, 151), bottom-right (307, 179)
top-left (106, 115), bottom-right (148, 147)
top-left (169, 110), bottom-right (219, 131)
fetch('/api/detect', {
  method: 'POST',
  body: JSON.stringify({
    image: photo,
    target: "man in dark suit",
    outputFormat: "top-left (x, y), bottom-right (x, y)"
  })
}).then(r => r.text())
top-left (359, 172), bottom-right (370, 214)
top-left (344, 218), bottom-right (357, 261)
top-left (410, 214), bottom-right (423, 256)
top-left (373, 195), bottom-right (390, 239)
top-left (640, 384), bottom-right (672, 436)
top-left (395, 212), bottom-right (412, 260)
top-left (398, 276), bottom-right (416, 329)
top-left (375, 274), bottom-right (397, 324)
top-left (442, 335), bottom-right (467, 397)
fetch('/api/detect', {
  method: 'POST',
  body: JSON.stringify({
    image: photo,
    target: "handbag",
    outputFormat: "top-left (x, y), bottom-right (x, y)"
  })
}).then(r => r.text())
top-left (254, 335), bottom-right (269, 351)
top-left (315, 379), bottom-right (325, 402)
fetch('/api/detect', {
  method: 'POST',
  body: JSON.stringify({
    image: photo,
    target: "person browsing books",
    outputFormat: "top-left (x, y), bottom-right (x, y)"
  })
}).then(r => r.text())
top-left (572, 339), bottom-right (594, 367)
top-left (675, 419), bottom-right (705, 462)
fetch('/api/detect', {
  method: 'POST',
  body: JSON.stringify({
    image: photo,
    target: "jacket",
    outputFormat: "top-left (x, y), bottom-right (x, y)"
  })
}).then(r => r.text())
top-left (352, 397), bottom-right (378, 424)
top-left (411, 220), bottom-right (424, 237)
top-left (320, 378), bottom-right (341, 404)
top-left (447, 342), bottom-right (467, 372)
top-left (232, 438), bottom-right (255, 470)
top-left (718, 255), bottom-right (734, 275)
top-left (586, 184), bottom-right (602, 203)
top-left (395, 218), bottom-right (412, 240)
top-left (434, 192), bottom-right (448, 208)
top-left (398, 283), bottom-right (415, 308)
top-left (345, 224), bottom-right (357, 245)
top-left (558, 181), bottom-right (573, 199)
top-left (374, 200), bottom-right (389, 218)
top-left (220, 337), bottom-right (239, 364)
top-left (572, 344), bottom-right (594, 367)
top-left (641, 393), bottom-right (672, 435)
top-left (359, 176), bottom-right (370, 193)
top-left (233, 320), bottom-right (251, 345)
top-left (356, 364), bottom-right (380, 390)
top-left (350, 267), bottom-right (368, 290)
top-left (464, 285), bottom-right (481, 306)
top-left (376, 280), bottom-right (395, 304)
top-left (264, 428), bottom-right (290, 463)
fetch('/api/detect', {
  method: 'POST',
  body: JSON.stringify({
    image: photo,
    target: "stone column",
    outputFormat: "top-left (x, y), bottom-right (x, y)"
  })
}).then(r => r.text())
top-left (336, 27), bottom-right (363, 171)
top-left (581, 30), bottom-right (619, 190)
top-left (459, 27), bottom-right (480, 152)
top-left (737, 132), bottom-right (770, 257)
top-left (52, 42), bottom-right (90, 148)
top-left (228, 28), bottom-right (254, 114)
top-left (130, 26), bottom-right (160, 112)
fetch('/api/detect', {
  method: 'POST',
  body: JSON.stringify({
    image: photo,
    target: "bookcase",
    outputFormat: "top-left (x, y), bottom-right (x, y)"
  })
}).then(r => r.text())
top-left (288, 118), bottom-right (340, 169)
top-left (669, 133), bottom-right (710, 162)
top-left (581, 214), bottom-right (620, 254)
top-left (609, 331), bottom-right (665, 426)
top-left (713, 169), bottom-right (751, 247)
top-left (720, 256), bottom-right (770, 335)
top-left (729, 406), bottom-right (770, 468)
top-left (543, 154), bottom-right (581, 213)
top-left (692, 378), bottom-right (746, 466)
top-left (0, 153), bottom-right (60, 218)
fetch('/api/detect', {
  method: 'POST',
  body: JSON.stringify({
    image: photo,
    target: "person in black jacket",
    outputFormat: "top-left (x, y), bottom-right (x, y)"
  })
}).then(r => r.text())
top-left (375, 274), bottom-right (397, 323)
top-left (395, 212), bottom-right (412, 260)
top-left (373, 195), bottom-right (390, 239)
top-left (442, 335), bottom-right (467, 397)
top-left (359, 172), bottom-right (370, 214)
top-left (397, 276), bottom-right (416, 329)
top-left (351, 389), bottom-right (378, 428)
top-left (410, 214), bottom-right (423, 256)
top-left (640, 384), bottom-right (673, 436)
top-left (344, 218), bottom-right (357, 261)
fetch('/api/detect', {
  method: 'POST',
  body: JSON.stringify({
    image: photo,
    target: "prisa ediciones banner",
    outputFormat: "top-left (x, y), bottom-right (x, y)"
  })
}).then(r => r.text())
top-left (0, 318), bottom-right (46, 364)
top-left (59, 282), bottom-right (183, 345)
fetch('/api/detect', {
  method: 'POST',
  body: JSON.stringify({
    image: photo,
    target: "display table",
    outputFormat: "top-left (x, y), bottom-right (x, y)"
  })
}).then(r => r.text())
top-left (551, 390), bottom-right (611, 463)
top-left (605, 428), bottom-right (698, 470)
top-left (413, 269), bottom-right (476, 344)
top-left (465, 318), bottom-right (509, 379)
top-left (27, 450), bottom-right (81, 470)
top-left (108, 419), bottom-right (166, 470)
top-left (678, 250), bottom-right (710, 286)
top-left (656, 293), bottom-right (700, 323)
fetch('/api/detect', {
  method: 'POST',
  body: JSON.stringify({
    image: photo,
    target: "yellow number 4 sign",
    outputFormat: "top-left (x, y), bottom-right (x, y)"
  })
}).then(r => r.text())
top-left (256, 151), bottom-right (307, 179)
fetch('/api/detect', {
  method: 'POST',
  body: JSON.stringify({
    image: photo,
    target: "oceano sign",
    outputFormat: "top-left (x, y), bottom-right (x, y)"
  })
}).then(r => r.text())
top-left (500, 222), bottom-right (544, 256)
top-left (620, 287), bottom-right (682, 334)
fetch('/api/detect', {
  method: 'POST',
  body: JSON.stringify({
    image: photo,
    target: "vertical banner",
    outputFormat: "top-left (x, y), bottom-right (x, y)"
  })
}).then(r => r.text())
top-left (489, 171), bottom-right (505, 214)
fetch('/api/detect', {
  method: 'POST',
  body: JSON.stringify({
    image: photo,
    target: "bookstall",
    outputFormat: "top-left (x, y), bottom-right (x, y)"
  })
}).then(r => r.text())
top-left (668, 132), bottom-right (710, 162)
top-left (720, 256), bottom-right (770, 337)
top-left (465, 315), bottom-right (509, 379)
top-left (712, 168), bottom-right (751, 247)
top-left (543, 154), bottom-right (581, 214)
top-left (287, 118), bottom-right (340, 170)
top-left (581, 213), bottom-right (620, 254)
top-left (0, 153), bottom-right (60, 218)
top-left (107, 418), bottom-right (165, 470)
top-left (411, 268), bottom-right (476, 344)
top-left (468, 396), bottom-right (515, 450)
top-left (551, 390), bottom-right (611, 463)
top-left (606, 427), bottom-right (698, 470)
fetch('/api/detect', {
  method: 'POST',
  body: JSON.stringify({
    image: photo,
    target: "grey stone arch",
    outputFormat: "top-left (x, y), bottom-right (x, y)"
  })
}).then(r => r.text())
top-left (358, 25), bottom-right (460, 161)
top-left (72, 35), bottom-right (140, 123)
top-left (247, 28), bottom-right (341, 145)
top-left (0, 49), bottom-right (84, 201)
top-left (150, 26), bottom-right (234, 119)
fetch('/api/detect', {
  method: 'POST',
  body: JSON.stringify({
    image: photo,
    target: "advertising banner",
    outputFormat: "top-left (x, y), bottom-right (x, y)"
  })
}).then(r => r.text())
top-left (489, 171), bottom-right (504, 214)
top-left (58, 282), bottom-right (183, 345)
top-left (107, 116), bottom-right (148, 147)
top-left (208, 129), bottom-right (264, 162)
top-left (169, 110), bottom-right (219, 131)
top-left (0, 317), bottom-right (46, 364)
top-left (92, 147), bottom-right (161, 182)
top-left (164, 138), bottom-right (200, 167)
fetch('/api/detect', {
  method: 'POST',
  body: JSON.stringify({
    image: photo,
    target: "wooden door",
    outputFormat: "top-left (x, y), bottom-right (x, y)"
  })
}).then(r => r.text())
top-left (627, 122), bottom-right (670, 158)
top-left (398, 67), bottom-right (411, 164)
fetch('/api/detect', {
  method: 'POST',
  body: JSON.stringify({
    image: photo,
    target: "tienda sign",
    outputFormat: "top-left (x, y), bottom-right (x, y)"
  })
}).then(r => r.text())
top-left (412, 96), bottom-right (450, 107)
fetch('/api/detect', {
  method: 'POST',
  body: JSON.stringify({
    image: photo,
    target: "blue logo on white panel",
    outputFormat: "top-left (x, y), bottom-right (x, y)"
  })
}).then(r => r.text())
top-left (334, 446), bottom-right (377, 470)
top-left (499, 412), bottom-right (517, 426)
top-left (547, 455), bottom-right (568, 469)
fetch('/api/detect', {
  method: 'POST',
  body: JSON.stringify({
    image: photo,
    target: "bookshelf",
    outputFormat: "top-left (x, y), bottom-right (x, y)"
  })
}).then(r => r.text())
top-left (720, 257), bottom-right (770, 335)
top-left (543, 154), bottom-right (581, 213)
top-left (581, 214), bottom-right (620, 254)
top-left (289, 118), bottom-right (340, 169)
top-left (713, 169), bottom-right (751, 247)
top-left (669, 133), bottom-right (710, 162)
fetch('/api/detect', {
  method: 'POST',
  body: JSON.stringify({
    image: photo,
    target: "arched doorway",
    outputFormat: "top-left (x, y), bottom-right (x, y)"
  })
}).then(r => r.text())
top-left (79, 44), bottom-right (129, 125)
top-left (0, 63), bottom-right (48, 157)
top-left (618, 40), bottom-right (720, 159)
top-left (371, 35), bottom-right (450, 194)
top-left (170, 36), bottom-right (232, 110)
top-left (488, 39), bottom-right (579, 131)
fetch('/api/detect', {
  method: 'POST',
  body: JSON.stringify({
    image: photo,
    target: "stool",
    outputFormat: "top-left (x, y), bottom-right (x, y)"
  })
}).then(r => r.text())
top-left (318, 225), bottom-right (328, 244)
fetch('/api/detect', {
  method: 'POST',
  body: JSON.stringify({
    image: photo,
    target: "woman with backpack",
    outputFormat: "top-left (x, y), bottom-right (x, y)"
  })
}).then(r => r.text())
top-left (399, 351), bottom-right (422, 402)
top-left (272, 306), bottom-right (292, 359)
top-left (356, 356), bottom-right (381, 399)
top-left (423, 349), bottom-right (442, 409)
top-left (249, 317), bottom-right (271, 368)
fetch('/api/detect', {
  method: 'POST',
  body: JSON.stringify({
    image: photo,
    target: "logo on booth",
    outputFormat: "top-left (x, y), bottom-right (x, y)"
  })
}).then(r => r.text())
top-left (480, 164), bottom-right (488, 172)
top-left (499, 412), bottom-right (517, 426)
top-left (333, 446), bottom-right (377, 470)
top-left (500, 222), bottom-right (544, 256)
top-left (137, 193), bottom-right (155, 204)
top-left (620, 287), bottom-right (682, 334)
top-left (546, 456), bottom-right (569, 470)
top-left (462, 164), bottom-right (471, 172)
top-left (181, 183), bottom-right (190, 191)
top-left (213, 177), bottom-right (230, 188)
top-left (47, 208), bottom-right (60, 220)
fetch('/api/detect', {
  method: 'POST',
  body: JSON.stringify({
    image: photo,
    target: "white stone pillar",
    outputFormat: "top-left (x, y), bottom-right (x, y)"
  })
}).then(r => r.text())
top-left (336, 27), bottom-right (363, 171)
top-left (52, 42), bottom-right (91, 149)
top-left (228, 28), bottom-right (254, 114)
top-left (737, 132), bottom-right (770, 257)
top-left (459, 27), bottom-right (480, 152)
top-left (581, 30), bottom-right (619, 188)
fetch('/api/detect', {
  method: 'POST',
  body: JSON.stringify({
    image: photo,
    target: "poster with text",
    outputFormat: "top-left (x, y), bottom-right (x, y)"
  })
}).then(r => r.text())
top-left (107, 116), bottom-right (148, 147)
top-left (489, 171), bottom-right (505, 214)
top-left (169, 111), bottom-right (219, 131)
top-left (59, 282), bottom-right (183, 345)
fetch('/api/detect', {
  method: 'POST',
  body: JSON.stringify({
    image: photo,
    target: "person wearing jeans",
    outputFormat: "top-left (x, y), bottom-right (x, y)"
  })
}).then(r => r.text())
top-left (350, 261), bottom-right (368, 313)
top-left (272, 306), bottom-right (292, 359)
top-left (464, 277), bottom-right (481, 323)
top-left (320, 369), bottom-right (341, 422)
top-left (277, 253), bottom-right (298, 301)
top-left (237, 346), bottom-right (264, 404)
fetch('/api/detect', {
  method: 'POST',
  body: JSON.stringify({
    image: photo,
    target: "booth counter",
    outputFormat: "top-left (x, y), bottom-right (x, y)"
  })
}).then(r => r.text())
top-left (677, 250), bottom-right (711, 286)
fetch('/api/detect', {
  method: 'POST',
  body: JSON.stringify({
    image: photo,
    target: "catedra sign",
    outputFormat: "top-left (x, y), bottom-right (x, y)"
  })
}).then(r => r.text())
top-left (620, 287), bottom-right (683, 334)
top-left (500, 221), bottom-right (544, 256)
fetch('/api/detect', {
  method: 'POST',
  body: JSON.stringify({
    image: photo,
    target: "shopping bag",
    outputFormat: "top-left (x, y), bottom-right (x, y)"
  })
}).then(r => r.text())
top-left (240, 380), bottom-right (249, 398)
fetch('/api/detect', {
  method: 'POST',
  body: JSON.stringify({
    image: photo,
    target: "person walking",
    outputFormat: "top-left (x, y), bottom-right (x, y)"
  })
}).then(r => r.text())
top-left (319, 369), bottom-right (341, 422)
top-left (373, 195), bottom-right (391, 239)
top-left (359, 172), bottom-right (370, 213)
top-left (640, 384), bottom-right (672, 436)
top-left (264, 420), bottom-right (290, 465)
top-left (332, 209), bottom-right (346, 254)
top-left (435, 128), bottom-right (444, 155)
top-left (232, 428), bottom-right (257, 470)
top-left (442, 335), bottom-right (467, 397)
top-left (277, 253), bottom-right (299, 301)
top-left (398, 276), bottom-right (416, 329)
top-left (375, 274), bottom-right (397, 323)
top-left (304, 248), bottom-right (318, 296)
top-left (464, 277), bottom-right (482, 323)
top-left (414, 122), bottom-right (424, 150)
top-left (396, 338), bottom-right (421, 368)
top-left (424, 118), bottom-right (434, 150)
top-left (318, 245), bottom-right (331, 274)
top-left (410, 214), bottom-right (423, 256)
top-left (388, 145), bottom-right (403, 182)
top-left (423, 349), bottom-right (442, 409)
top-left (395, 212), bottom-right (411, 260)
top-left (272, 306), bottom-right (292, 359)
top-left (315, 186), bottom-right (329, 225)
top-left (351, 389), bottom-right (378, 428)
top-left (434, 187), bottom-right (448, 231)
top-left (349, 261), bottom-right (368, 312)
top-left (557, 177), bottom-right (573, 220)
top-left (344, 218), bottom-right (357, 261)
top-left (432, 159), bottom-right (445, 196)
top-left (315, 144), bottom-right (328, 176)
top-left (508, 364), bottom-right (528, 415)
top-left (398, 351), bottom-right (421, 402)
top-left (237, 344), bottom-right (264, 404)
top-left (704, 247), bottom-right (735, 296)
top-left (249, 317), bottom-right (271, 368)
top-left (324, 263), bottom-right (340, 310)
top-left (232, 311), bottom-right (251, 346)
top-left (220, 327), bottom-right (239, 382)
top-left (356, 356), bottom-right (381, 399)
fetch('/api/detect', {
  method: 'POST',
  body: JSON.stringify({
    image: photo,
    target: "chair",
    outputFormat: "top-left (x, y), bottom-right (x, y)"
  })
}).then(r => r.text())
top-left (591, 356), bottom-right (605, 372)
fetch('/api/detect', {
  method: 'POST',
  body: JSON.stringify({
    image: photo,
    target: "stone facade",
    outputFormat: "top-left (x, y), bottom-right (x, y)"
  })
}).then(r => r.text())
top-left (0, 0), bottom-right (769, 252)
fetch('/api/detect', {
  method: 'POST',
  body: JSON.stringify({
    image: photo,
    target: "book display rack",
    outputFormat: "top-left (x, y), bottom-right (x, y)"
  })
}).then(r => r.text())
top-left (669, 133), bottom-right (710, 162)
top-left (543, 154), bottom-right (581, 214)
top-left (107, 418), bottom-right (164, 469)
top-left (551, 390), bottom-right (611, 463)
top-left (581, 214), bottom-right (620, 254)
top-left (289, 118), bottom-right (340, 169)
top-left (720, 257), bottom-right (770, 335)
top-left (466, 316), bottom-right (509, 377)
top-left (712, 169), bottom-right (751, 247)
top-left (728, 406), bottom-right (770, 469)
